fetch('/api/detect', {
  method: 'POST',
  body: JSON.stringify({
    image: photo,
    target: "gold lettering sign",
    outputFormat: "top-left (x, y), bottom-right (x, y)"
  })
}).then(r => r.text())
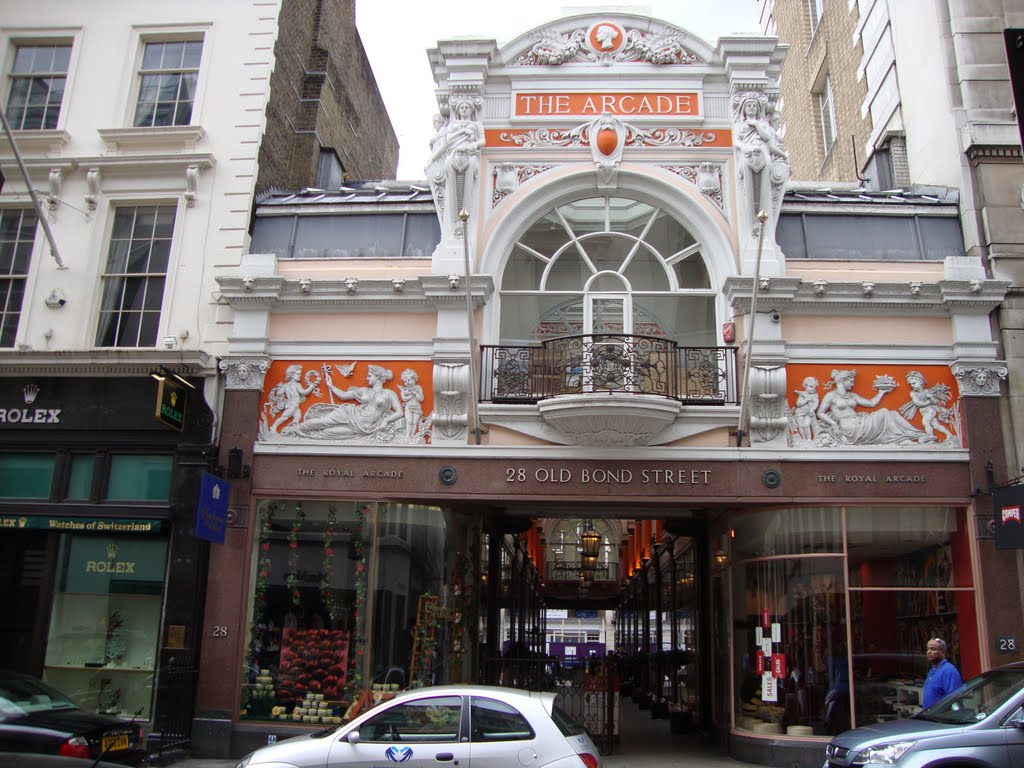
top-left (515, 92), bottom-right (698, 117)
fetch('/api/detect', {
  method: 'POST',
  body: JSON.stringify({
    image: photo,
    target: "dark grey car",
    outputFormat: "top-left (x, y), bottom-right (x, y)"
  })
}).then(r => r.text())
top-left (824, 662), bottom-right (1024, 768)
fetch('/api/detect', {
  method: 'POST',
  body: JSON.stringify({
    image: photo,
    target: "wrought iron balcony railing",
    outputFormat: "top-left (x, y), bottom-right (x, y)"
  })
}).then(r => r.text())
top-left (480, 334), bottom-right (739, 405)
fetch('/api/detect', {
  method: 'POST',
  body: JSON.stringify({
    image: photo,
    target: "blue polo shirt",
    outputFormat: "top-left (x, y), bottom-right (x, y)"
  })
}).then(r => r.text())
top-left (922, 658), bottom-right (963, 707)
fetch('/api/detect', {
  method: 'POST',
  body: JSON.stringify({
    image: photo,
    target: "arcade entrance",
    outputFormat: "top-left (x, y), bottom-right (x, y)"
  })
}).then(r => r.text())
top-left (479, 510), bottom-right (713, 755)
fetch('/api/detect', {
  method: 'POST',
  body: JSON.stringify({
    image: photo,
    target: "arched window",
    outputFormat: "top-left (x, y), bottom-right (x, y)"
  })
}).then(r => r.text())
top-left (499, 196), bottom-right (715, 346)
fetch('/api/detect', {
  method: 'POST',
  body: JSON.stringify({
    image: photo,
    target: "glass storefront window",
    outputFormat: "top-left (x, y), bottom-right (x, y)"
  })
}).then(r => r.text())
top-left (728, 505), bottom-right (972, 740)
top-left (732, 555), bottom-right (848, 737)
top-left (0, 454), bottom-right (54, 498)
top-left (106, 455), bottom-right (171, 501)
top-left (66, 454), bottom-right (94, 500)
top-left (42, 535), bottom-right (167, 720)
top-left (243, 500), bottom-right (450, 723)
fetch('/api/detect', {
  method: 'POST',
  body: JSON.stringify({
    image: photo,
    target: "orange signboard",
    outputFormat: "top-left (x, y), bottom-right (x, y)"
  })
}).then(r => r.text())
top-left (515, 92), bottom-right (698, 117)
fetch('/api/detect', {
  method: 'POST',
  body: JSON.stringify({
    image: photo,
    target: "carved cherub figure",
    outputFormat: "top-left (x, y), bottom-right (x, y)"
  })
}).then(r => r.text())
top-left (268, 364), bottom-right (316, 433)
top-left (900, 371), bottom-right (954, 441)
top-left (793, 376), bottom-right (820, 441)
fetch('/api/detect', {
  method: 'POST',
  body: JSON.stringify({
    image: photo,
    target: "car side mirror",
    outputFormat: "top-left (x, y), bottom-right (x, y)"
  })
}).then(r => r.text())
top-left (347, 730), bottom-right (361, 744)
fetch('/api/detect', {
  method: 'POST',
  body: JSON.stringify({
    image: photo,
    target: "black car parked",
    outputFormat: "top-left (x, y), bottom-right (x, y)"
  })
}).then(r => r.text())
top-left (0, 671), bottom-right (146, 766)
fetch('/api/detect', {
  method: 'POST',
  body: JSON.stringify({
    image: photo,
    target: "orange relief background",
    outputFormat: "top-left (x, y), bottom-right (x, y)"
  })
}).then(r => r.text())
top-left (785, 364), bottom-right (963, 446)
top-left (260, 359), bottom-right (434, 429)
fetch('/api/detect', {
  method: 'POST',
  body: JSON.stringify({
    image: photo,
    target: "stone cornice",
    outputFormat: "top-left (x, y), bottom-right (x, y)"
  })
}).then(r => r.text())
top-left (215, 275), bottom-right (494, 310)
top-left (724, 277), bottom-right (1009, 315)
top-left (0, 349), bottom-right (216, 378)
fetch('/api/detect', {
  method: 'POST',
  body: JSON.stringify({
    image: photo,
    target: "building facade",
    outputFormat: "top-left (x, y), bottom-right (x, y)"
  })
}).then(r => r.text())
top-left (0, 0), bottom-right (395, 752)
top-left (197, 11), bottom-right (1018, 767)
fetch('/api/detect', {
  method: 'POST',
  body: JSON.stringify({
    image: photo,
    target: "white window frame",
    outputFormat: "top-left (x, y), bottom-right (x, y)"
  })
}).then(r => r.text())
top-left (0, 28), bottom-right (82, 133)
top-left (118, 24), bottom-right (211, 129)
top-left (818, 74), bottom-right (837, 154)
top-left (94, 201), bottom-right (179, 348)
top-left (809, 0), bottom-right (824, 32)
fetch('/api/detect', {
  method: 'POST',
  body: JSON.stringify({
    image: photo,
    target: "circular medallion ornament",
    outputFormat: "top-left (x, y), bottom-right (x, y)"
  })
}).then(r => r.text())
top-left (588, 22), bottom-right (625, 54)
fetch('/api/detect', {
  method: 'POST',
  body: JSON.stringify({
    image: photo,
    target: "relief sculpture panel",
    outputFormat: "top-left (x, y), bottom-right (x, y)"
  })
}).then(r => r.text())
top-left (784, 365), bottom-right (963, 449)
top-left (259, 360), bottom-right (434, 445)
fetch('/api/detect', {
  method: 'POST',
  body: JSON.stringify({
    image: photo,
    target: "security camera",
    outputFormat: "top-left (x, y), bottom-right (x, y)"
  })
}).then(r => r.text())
top-left (44, 289), bottom-right (66, 308)
top-left (768, 309), bottom-right (781, 323)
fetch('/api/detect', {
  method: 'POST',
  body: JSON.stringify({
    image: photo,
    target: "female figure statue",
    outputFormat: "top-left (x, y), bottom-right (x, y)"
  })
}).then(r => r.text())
top-left (288, 364), bottom-right (403, 440)
top-left (733, 92), bottom-right (789, 235)
top-left (816, 369), bottom-right (926, 445)
top-left (427, 94), bottom-right (485, 239)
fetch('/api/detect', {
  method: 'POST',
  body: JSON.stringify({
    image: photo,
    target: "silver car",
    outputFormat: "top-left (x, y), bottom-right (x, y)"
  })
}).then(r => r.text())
top-left (236, 684), bottom-right (602, 768)
top-left (824, 661), bottom-right (1024, 768)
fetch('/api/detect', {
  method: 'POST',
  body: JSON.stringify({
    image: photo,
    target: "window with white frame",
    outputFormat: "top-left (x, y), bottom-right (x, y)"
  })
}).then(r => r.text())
top-left (132, 39), bottom-right (202, 127)
top-left (0, 209), bottom-right (37, 346)
top-left (4, 43), bottom-right (72, 130)
top-left (818, 74), bottom-right (837, 154)
top-left (95, 205), bottom-right (175, 347)
top-left (809, 0), bottom-right (823, 32)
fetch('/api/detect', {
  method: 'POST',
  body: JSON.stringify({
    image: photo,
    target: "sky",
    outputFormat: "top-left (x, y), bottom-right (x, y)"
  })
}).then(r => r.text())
top-left (355, 2), bottom-right (763, 179)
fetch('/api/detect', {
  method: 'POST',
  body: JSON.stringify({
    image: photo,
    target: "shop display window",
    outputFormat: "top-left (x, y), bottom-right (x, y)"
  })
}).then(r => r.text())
top-left (847, 506), bottom-right (975, 727)
top-left (43, 535), bottom-right (167, 720)
top-left (243, 500), bottom-right (450, 723)
top-left (727, 505), bottom-right (974, 741)
top-left (732, 555), bottom-right (847, 737)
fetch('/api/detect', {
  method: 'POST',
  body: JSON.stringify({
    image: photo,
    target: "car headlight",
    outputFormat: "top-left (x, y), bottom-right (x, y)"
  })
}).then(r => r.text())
top-left (852, 741), bottom-right (916, 765)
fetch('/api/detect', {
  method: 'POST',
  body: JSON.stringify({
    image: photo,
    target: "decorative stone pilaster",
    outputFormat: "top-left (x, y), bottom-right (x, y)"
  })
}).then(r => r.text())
top-left (219, 356), bottom-right (271, 391)
top-left (952, 364), bottom-right (1008, 397)
top-left (749, 364), bottom-right (788, 445)
top-left (432, 361), bottom-right (470, 442)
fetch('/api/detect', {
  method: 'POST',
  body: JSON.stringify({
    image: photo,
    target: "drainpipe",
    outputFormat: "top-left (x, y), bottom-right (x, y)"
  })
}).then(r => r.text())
top-left (736, 209), bottom-right (769, 447)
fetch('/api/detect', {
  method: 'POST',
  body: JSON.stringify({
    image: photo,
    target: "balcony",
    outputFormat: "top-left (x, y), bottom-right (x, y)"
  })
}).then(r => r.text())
top-left (480, 335), bottom-right (739, 446)
top-left (481, 334), bottom-right (738, 404)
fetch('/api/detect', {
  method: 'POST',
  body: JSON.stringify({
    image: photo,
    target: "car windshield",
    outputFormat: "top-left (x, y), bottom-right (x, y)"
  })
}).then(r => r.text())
top-left (916, 667), bottom-right (1024, 724)
top-left (0, 674), bottom-right (78, 718)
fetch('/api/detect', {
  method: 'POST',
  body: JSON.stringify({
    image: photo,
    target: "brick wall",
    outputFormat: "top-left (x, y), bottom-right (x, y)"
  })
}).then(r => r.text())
top-left (765, 0), bottom-right (871, 182)
top-left (257, 0), bottom-right (398, 192)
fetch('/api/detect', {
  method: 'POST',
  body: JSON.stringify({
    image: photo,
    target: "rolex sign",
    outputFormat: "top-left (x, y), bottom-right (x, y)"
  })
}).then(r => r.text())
top-left (155, 377), bottom-right (187, 431)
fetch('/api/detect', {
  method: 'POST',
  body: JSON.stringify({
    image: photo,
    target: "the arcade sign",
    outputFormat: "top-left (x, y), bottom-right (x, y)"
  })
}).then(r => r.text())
top-left (515, 92), bottom-right (699, 117)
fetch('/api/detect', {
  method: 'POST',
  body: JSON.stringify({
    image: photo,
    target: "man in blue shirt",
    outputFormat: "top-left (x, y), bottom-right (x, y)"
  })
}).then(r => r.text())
top-left (922, 637), bottom-right (963, 707)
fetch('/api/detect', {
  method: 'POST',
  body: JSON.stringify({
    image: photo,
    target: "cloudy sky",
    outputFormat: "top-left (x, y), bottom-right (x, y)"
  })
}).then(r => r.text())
top-left (355, 2), bottom-right (763, 179)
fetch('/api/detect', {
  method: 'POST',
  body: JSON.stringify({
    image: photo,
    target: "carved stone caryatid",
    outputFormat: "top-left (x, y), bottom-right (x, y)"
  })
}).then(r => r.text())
top-left (732, 90), bottom-right (789, 240)
top-left (426, 94), bottom-right (485, 244)
top-left (220, 357), bottom-right (270, 391)
top-left (953, 365), bottom-right (1008, 397)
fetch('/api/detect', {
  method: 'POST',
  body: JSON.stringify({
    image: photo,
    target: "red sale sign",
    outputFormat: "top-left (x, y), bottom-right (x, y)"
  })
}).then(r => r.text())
top-left (772, 653), bottom-right (786, 679)
top-left (762, 608), bottom-right (770, 628)
top-left (756, 650), bottom-right (765, 675)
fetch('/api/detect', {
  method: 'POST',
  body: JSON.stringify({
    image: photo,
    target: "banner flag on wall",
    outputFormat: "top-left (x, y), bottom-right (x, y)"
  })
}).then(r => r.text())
top-left (993, 483), bottom-right (1024, 550)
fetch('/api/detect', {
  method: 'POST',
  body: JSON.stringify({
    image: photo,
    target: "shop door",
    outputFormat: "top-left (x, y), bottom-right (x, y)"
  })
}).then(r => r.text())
top-left (0, 531), bottom-right (54, 675)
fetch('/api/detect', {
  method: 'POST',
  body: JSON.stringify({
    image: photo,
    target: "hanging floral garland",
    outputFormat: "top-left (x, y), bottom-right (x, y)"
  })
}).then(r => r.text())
top-left (450, 550), bottom-right (476, 670)
top-left (410, 593), bottom-right (441, 688)
top-left (346, 504), bottom-right (369, 698)
top-left (248, 504), bottom-right (276, 670)
top-left (321, 505), bottom-right (342, 626)
top-left (285, 502), bottom-right (305, 606)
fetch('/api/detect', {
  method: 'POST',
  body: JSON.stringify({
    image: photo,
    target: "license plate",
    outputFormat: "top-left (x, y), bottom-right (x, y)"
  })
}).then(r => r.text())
top-left (102, 733), bottom-right (129, 753)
